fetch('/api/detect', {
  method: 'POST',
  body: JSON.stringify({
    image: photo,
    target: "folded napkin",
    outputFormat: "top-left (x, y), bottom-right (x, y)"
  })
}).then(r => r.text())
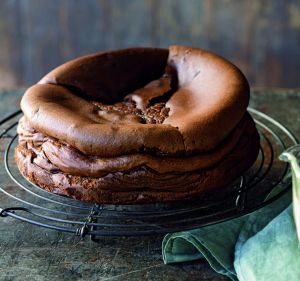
top-left (162, 190), bottom-right (300, 281)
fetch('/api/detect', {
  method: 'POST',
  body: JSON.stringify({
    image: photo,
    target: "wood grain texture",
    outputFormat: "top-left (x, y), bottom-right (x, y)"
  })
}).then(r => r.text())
top-left (0, 0), bottom-right (22, 87)
top-left (0, 0), bottom-right (299, 88)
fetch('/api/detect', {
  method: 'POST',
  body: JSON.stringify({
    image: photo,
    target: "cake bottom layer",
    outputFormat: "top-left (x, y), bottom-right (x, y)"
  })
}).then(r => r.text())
top-left (14, 122), bottom-right (260, 204)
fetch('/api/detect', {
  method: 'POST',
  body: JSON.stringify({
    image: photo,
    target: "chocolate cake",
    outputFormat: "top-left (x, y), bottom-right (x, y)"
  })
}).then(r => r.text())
top-left (14, 45), bottom-right (260, 204)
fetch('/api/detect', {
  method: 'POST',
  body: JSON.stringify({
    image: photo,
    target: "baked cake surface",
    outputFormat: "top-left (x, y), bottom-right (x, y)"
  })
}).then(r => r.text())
top-left (15, 45), bottom-right (260, 204)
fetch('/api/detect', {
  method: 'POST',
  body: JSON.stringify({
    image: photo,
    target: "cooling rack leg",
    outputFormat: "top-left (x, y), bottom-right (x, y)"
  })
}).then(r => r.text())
top-left (75, 204), bottom-right (103, 241)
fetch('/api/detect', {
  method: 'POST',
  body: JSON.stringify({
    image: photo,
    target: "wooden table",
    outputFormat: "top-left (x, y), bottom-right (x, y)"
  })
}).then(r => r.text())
top-left (0, 89), bottom-right (299, 281)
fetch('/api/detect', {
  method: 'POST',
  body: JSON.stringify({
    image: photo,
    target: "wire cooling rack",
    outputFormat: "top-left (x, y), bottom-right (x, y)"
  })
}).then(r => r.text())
top-left (0, 108), bottom-right (298, 239)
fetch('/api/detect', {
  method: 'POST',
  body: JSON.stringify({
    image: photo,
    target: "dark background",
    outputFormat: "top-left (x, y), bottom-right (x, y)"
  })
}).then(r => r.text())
top-left (1, 0), bottom-right (300, 89)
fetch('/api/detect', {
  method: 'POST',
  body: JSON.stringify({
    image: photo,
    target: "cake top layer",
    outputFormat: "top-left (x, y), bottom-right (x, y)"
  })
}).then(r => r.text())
top-left (20, 45), bottom-right (250, 157)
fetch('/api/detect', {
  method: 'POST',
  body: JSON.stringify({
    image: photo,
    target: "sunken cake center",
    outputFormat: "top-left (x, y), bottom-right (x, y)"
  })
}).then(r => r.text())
top-left (92, 73), bottom-right (177, 124)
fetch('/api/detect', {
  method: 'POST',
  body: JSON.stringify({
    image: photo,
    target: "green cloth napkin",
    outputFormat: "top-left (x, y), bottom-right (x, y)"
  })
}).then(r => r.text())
top-left (162, 191), bottom-right (300, 280)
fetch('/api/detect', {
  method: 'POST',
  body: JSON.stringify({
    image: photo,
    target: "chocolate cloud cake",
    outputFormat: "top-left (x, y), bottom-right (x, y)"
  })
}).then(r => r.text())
top-left (15, 45), bottom-right (260, 204)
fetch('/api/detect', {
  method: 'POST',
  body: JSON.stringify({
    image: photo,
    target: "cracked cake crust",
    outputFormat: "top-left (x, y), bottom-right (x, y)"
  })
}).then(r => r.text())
top-left (20, 46), bottom-right (250, 157)
top-left (14, 115), bottom-right (260, 204)
top-left (15, 45), bottom-right (260, 204)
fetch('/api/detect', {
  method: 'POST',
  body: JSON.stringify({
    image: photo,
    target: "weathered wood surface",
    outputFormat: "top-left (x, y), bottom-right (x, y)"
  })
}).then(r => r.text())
top-left (0, 0), bottom-right (300, 88)
top-left (0, 89), bottom-right (299, 281)
top-left (0, 89), bottom-right (225, 281)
